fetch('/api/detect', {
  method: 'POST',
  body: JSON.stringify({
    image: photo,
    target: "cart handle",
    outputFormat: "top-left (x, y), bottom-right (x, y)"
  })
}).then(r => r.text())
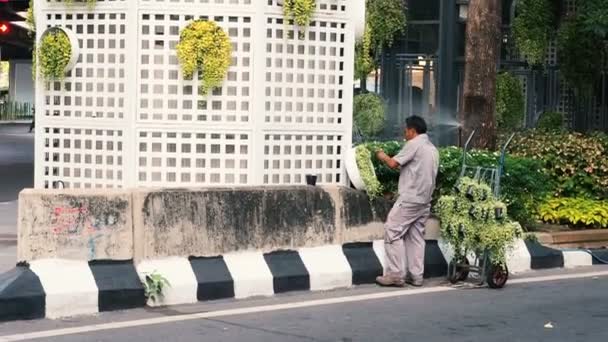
top-left (460, 130), bottom-right (476, 177)
top-left (495, 133), bottom-right (516, 196)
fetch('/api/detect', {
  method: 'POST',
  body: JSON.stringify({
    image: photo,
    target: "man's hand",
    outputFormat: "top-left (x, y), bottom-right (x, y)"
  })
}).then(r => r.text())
top-left (375, 149), bottom-right (400, 170)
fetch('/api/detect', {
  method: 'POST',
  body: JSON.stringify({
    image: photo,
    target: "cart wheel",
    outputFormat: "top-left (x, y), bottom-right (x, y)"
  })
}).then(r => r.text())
top-left (448, 258), bottom-right (470, 284)
top-left (486, 264), bottom-right (509, 289)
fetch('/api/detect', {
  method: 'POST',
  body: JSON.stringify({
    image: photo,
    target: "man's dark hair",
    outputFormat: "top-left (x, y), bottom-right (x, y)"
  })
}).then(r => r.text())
top-left (405, 115), bottom-right (427, 134)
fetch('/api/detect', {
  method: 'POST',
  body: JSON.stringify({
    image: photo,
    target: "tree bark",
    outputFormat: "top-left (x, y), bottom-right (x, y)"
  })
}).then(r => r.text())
top-left (461, 0), bottom-right (502, 150)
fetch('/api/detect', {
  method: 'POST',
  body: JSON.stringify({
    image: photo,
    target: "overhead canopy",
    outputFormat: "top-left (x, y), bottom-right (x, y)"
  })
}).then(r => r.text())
top-left (0, 0), bottom-right (32, 61)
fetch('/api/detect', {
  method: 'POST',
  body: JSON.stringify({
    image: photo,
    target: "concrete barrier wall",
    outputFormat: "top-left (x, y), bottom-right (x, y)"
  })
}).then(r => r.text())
top-left (18, 189), bottom-right (133, 262)
top-left (17, 186), bottom-right (398, 263)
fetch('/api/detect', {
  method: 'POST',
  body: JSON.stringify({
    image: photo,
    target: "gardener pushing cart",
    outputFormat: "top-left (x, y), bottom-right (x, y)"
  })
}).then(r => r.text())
top-left (374, 116), bottom-right (439, 287)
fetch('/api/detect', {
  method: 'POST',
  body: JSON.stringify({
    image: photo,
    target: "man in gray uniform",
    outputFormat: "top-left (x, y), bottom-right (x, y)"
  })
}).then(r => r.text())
top-left (374, 116), bottom-right (439, 287)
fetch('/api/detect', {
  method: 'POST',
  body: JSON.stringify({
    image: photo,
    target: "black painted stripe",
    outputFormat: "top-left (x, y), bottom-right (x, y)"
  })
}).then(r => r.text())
top-left (342, 242), bottom-right (383, 285)
top-left (263, 250), bottom-right (310, 294)
top-left (89, 260), bottom-right (146, 312)
top-left (424, 240), bottom-right (448, 278)
top-left (0, 266), bottom-right (46, 321)
top-left (524, 240), bottom-right (565, 269)
top-left (189, 256), bottom-right (235, 301)
top-left (590, 249), bottom-right (608, 265)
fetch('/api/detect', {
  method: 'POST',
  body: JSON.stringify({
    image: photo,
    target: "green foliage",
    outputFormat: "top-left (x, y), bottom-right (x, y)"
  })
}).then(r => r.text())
top-left (512, 0), bottom-right (555, 65)
top-left (355, 26), bottom-right (375, 81)
top-left (364, 140), bottom-right (404, 194)
top-left (361, 142), bottom-right (552, 224)
top-left (496, 72), bottom-right (525, 130)
top-left (366, 0), bottom-right (406, 51)
top-left (283, 0), bottom-right (316, 29)
top-left (536, 111), bottom-right (563, 131)
top-left (26, 0), bottom-right (35, 33)
top-left (539, 197), bottom-right (608, 228)
top-left (355, 145), bottom-right (383, 199)
top-left (64, 0), bottom-right (97, 9)
top-left (176, 20), bottom-right (232, 96)
top-left (37, 29), bottom-right (71, 80)
top-left (510, 131), bottom-right (608, 199)
top-left (557, 15), bottom-right (605, 97)
top-left (437, 177), bottom-right (524, 266)
top-left (143, 271), bottom-right (171, 303)
top-left (353, 93), bottom-right (386, 137)
top-left (435, 146), bottom-right (553, 224)
top-left (579, 0), bottom-right (608, 38)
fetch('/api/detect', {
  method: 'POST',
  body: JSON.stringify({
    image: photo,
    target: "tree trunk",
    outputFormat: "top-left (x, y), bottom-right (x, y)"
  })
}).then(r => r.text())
top-left (461, 0), bottom-right (502, 150)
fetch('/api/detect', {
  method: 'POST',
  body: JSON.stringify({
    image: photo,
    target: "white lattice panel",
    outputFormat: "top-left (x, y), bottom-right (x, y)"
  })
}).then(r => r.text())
top-left (35, 0), bottom-right (360, 189)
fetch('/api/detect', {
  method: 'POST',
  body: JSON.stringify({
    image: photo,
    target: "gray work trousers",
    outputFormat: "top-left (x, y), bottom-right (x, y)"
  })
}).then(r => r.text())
top-left (384, 200), bottom-right (430, 281)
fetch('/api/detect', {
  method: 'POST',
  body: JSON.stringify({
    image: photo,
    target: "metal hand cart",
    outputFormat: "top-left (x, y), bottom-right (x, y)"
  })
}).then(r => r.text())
top-left (446, 131), bottom-right (515, 289)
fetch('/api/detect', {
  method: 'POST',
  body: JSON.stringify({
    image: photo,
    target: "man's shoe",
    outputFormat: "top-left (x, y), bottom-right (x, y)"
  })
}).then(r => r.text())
top-left (405, 277), bottom-right (423, 287)
top-left (375, 275), bottom-right (405, 287)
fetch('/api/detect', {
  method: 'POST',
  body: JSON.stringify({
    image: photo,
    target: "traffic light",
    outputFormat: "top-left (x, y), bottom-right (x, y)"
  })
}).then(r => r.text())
top-left (0, 23), bottom-right (10, 34)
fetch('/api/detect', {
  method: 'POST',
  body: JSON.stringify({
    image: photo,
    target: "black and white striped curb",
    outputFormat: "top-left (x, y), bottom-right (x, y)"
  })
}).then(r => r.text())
top-left (1, 239), bottom-right (606, 322)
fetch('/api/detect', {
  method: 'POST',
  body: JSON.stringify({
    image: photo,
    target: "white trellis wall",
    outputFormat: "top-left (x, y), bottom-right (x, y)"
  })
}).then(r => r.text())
top-left (35, 0), bottom-right (364, 189)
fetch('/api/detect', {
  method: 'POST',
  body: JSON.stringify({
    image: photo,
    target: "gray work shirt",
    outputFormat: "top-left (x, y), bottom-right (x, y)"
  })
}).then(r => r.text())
top-left (393, 134), bottom-right (439, 204)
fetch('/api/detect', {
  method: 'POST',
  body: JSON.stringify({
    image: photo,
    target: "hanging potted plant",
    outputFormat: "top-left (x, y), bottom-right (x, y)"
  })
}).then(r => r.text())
top-left (176, 20), bottom-right (232, 96)
top-left (345, 145), bottom-right (382, 199)
top-left (37, 26), bottom-right (80, 80)
top-left (281, 0), bottom-right (317, 38)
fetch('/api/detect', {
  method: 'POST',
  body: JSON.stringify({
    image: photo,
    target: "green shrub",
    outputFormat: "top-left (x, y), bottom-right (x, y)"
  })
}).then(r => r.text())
top-left (362, 142), bottom-right (552, 224)
top-left (364, 140), bottom-right (404, 194)
top-left (496, 72), bottom-right (525, 130)
top-left (538, 197), bottom-right (608, 229)
top-left (512, 0), bottom-right (555, 65)
top-left (509, 131), bottom-right (608, 199)
top-left (354, 93), bottom-right (386, 137)
top-left (536, 111), bottom-right (563, 131)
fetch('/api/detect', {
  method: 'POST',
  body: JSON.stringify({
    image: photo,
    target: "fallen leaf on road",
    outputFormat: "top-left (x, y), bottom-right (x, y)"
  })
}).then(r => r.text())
top-left (544, 322), bottom-right (554, 329)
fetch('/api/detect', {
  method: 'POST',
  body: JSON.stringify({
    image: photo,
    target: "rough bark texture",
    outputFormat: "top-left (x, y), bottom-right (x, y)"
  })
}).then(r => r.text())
top-left (461, 0), bottom-right (502, 149)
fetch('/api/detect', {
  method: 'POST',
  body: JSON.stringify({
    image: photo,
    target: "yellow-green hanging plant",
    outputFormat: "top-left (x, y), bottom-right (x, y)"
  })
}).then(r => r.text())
top-left (176, 20), bottom-right (232, 96)
top-left (38, 29), bottom-right (72, 80)
top-left (64, 0), bottom-right (97, 9)
top-left (283, 0), bottom-right (316, 29)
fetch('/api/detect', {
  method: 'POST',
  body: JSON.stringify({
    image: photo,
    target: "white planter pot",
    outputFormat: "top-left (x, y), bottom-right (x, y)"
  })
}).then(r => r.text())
top-left (345, 146), bottom-right (377, 191)
top-left (40, 26), bottom-right (80, 76)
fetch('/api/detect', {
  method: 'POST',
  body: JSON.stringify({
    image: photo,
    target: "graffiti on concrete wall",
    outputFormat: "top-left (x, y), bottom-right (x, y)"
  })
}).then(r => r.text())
top-left (51, 205), bottom-right (119, 259)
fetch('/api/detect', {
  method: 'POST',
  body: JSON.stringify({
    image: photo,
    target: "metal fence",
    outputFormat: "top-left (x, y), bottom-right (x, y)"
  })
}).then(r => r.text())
top-left (0, 100), bottom-right (34, 121)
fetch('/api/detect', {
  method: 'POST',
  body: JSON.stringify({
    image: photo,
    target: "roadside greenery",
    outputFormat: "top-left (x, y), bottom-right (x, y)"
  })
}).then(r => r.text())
top-left (496, 72), bottom-right (525, 130)
top-left (512, 0), bottom-right (555, 66)
top-left (143, 271), bottom-right (171, 303)
top-left (538, 197), bottom-right (608, 229)
top-left (353, 93), bottom-right (386, 138)
top-left (536, 111), bottom-right (563, 131)
top-left (509, 131), bottom-right (608, 199)
top-left (176, 20), bottom-right (232, 96)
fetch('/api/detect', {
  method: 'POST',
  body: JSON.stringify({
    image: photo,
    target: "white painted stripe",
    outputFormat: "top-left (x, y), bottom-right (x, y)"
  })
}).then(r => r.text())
top-left (298, 245), bottom-right (352, 291)
top-left (136, 257), bottom-right (198, 307)
top-left (563, 250), bottom-right (593, 268)
top-left (2, 270), bottom-right (607, 342)
top-left (506, 239), bottom-right (532, 274)
top-left (29, 259), bottom-right (99, 319)
top-left (223, 251), bottom-right (274, 299)
top-left (372, 240), bottom-right (387, 271)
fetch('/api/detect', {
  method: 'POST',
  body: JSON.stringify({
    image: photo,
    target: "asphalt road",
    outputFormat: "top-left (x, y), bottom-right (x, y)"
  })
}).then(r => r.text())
top-left (0, 123), bottom-right (33, 273)
top-left (0, 123), bottom-right (34, 203)
top-left (1, 267), bottom-right (607, 342)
